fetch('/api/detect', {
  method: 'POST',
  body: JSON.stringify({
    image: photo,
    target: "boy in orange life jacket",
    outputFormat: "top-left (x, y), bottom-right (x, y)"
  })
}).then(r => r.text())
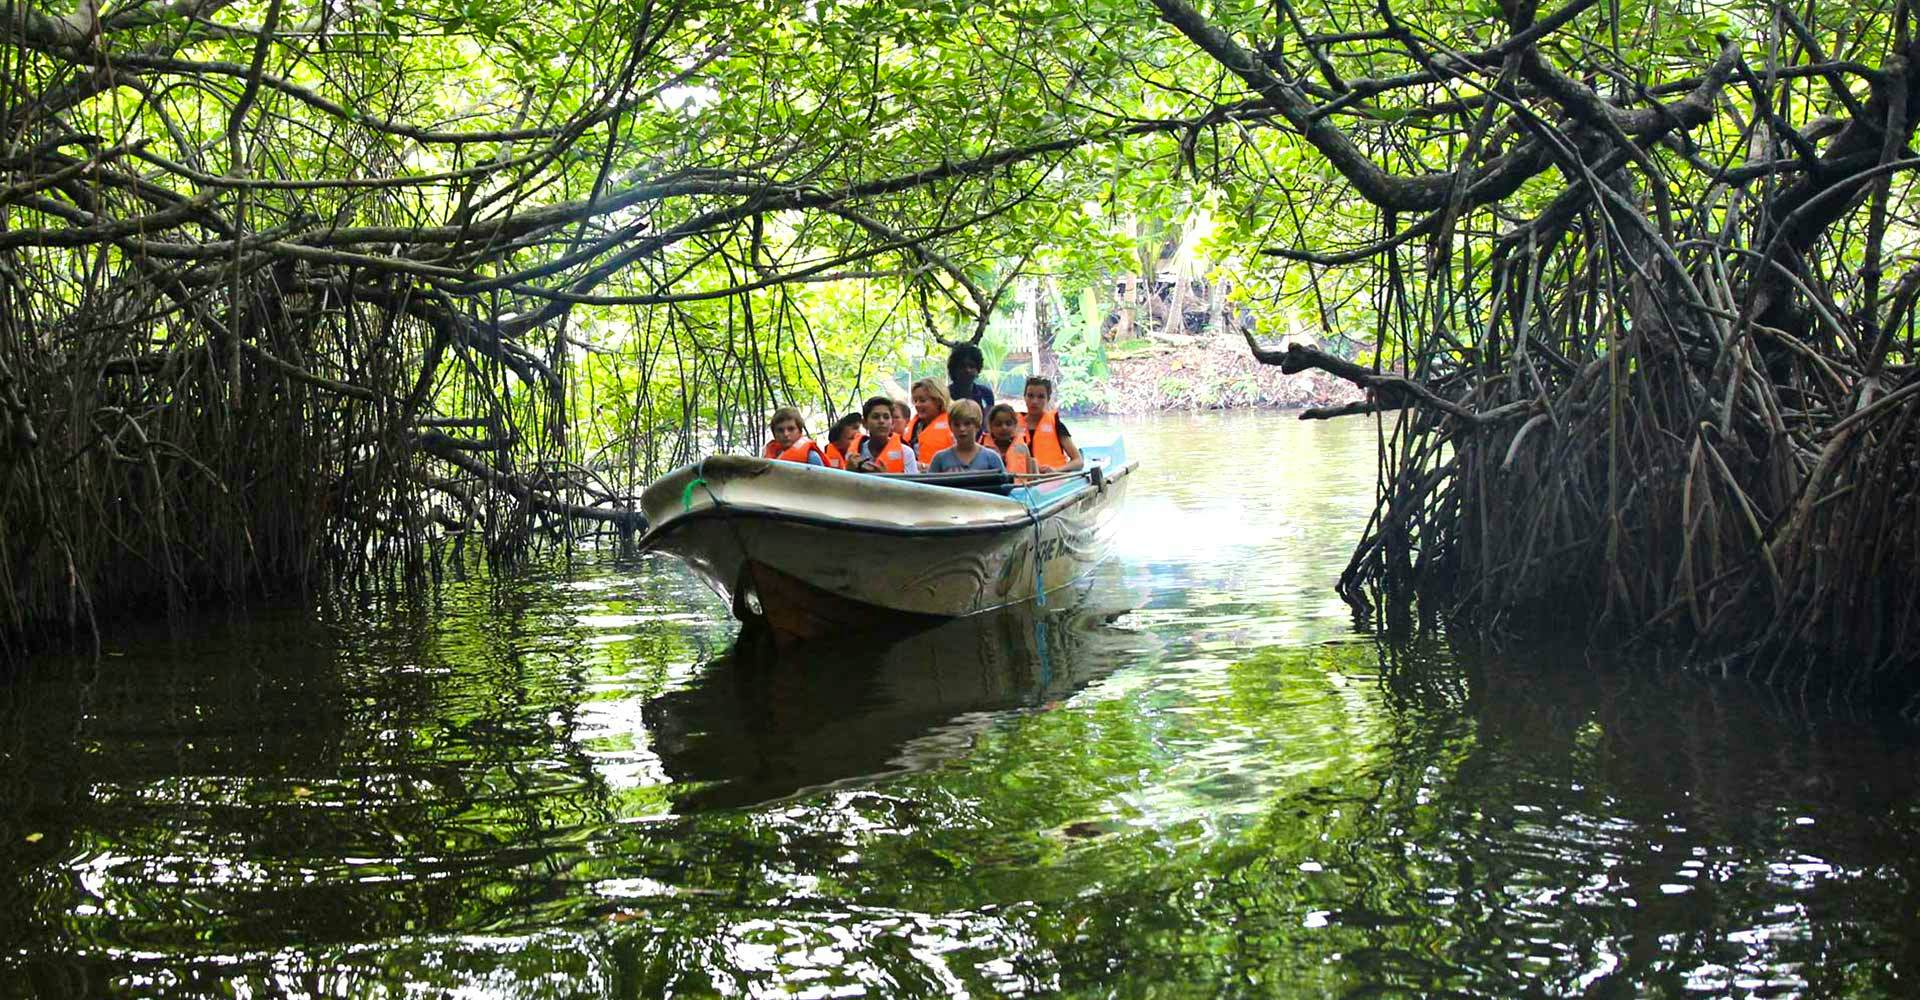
top-left (766, 406), bottom-right (826, 466)
top-left (904, 378), bottom-right (955, 465)
top-left (850, 395), bottom-right (919, 473)
top-left (1022, 376), bottom-right (1083, 473)
top-left (824, 413), bottom-right (865, 470)
top-left (986, 403), bottom-right (1034, 474)
top-left (761, 412), bottom-right (787, 458)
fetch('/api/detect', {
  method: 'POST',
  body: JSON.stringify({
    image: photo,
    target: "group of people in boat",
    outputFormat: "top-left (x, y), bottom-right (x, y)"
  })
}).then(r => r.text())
top-left (760, 344), bottom-right (1083, 479)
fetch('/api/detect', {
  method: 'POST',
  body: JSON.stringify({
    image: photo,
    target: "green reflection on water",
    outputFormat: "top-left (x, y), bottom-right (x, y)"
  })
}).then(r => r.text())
top-left (2, 413), bottom-right (1917, 998)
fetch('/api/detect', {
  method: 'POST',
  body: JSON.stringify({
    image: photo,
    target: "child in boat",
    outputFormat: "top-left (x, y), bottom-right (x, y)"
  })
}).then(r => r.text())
top-left (1022, 376), bottom-right (1083, 473)
top-left (928, 400), bottom-right (1004, 473)
top-left (824, 412), bottom-right (865, 470)
top-left (850, 395), bottom-right (918, 473)
top-left (985, 403), bottom-right (1035, 474)
top-left (891, 398), bottom-right (912, 429)
top-left (947, 342), bottom-right (996, 413)
top-left (904, 378), bottom-right (955, 466)
top-left (765, 406), bottom-right (825, 466)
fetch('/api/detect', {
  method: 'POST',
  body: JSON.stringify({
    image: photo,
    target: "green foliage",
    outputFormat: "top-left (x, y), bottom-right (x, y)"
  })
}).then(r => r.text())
top-left (1036, 282), bottom-right (1107, 411)
top-left (5, 0), bottom-right (1914, 644)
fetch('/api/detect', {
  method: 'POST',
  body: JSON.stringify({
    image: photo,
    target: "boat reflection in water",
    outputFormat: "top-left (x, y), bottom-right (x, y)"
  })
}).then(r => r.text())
top-left (646, 565), bottom-right (1149, 810)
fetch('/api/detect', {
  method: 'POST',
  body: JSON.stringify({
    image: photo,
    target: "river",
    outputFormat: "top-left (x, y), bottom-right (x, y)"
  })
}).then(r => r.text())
top-left (3, 411), bottom-right (1918, 997)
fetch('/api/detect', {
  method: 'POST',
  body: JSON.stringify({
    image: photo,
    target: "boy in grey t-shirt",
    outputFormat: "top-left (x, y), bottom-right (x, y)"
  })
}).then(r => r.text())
top-left (928, 400), bottom-right (1005, 473)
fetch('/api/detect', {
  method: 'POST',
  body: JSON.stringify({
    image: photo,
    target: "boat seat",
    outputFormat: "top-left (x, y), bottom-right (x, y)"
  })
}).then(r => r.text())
top-left (880, 470), bottom-right (1016, 495)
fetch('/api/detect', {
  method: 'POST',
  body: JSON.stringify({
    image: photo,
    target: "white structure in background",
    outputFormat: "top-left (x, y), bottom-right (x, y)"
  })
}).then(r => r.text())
top-left (1007, 278), bottom-right (1041, 363)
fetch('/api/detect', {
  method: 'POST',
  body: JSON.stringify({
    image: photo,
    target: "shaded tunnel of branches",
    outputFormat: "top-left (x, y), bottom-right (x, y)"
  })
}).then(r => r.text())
top-left (3, 0), bottom-right (1919, 695)
top-left (0, 0), bottom-right (1133, 643)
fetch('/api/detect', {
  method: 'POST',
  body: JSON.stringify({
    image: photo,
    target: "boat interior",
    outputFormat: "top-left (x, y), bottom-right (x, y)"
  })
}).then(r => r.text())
top-left (872, 440), bottom-right (1128, 500)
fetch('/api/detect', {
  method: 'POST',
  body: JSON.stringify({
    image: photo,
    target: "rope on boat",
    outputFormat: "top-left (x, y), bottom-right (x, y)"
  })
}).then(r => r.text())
top-left (681, 458), bottom-right (723, 513)
top-left (1020, 462), bottom-right (1104, 686)
top-left (1020, 485), bottom-right (1047, 610)
top-left (1016, 461), bottom-right (1099, 610)
top-left (679, 477), bottom-right (708, 512)
top-left (684, 457), bottom-right (763, 624)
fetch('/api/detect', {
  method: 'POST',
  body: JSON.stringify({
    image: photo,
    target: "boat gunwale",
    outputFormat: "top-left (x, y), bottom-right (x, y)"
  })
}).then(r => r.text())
top-left (637, 460), bottom-right (1135, 551)
top-left (681, 453), bottom-right (1037, 508)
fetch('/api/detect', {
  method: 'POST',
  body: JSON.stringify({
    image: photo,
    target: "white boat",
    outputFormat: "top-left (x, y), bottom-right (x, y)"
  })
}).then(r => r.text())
top-left (637, 441), bottom-right (1135, 640)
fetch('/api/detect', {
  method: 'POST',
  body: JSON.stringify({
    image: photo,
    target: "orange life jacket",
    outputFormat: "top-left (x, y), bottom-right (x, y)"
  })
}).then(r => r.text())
top-left (907, 412), bottom-right (953, 465)
top-left (863, 432), bottom-right (909, 473)
top-left (823, 434), bottom-right (867, 470)
top-left (773, 439), bottom-right (826, 465)
top-left (1026, 409), bottom-right (1067, 468)
top-left (762, 439), bottom-right (782, 459)
top-left (996, 442), bottom-right (1034, 474)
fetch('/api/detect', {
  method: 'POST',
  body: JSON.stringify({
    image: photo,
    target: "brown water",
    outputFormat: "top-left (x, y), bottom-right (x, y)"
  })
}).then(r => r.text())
top-left (3, 411), bottom-right (1918, 998)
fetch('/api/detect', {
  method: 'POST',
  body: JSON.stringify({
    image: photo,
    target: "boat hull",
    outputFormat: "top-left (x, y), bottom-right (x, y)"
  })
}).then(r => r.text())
top-left (638, 452), bottom-right (1133, 640)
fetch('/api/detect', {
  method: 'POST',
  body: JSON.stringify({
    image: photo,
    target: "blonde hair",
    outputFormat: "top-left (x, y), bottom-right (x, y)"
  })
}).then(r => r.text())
top-left (947, 399), bottom-right (983, 426)
top-left (909, 378), bottom-right (952, 415)
top-left (767, 406), bottom-right (806, 433)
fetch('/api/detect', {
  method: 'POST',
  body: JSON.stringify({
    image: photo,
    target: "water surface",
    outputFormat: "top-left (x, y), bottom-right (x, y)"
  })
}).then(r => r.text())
top-left (4, 412), bottom-right (1918, 998)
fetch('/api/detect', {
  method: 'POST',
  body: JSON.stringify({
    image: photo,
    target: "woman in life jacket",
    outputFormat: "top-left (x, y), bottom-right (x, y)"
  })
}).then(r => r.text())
top-left (849, 395), bottom-right (918, 473)
top-left (985, 403), bottom-right (1035, 475)
top-left (903, 378), bottom-right (955, 466)
top-left (824, 412), bottom-right (865, 470)
top-left (766, 406), bottom-right (826, 466)
top-left (1021, 376), bottom-right (1083, 473)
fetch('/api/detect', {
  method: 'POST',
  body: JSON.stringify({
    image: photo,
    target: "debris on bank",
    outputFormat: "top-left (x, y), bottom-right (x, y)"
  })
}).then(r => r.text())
top-left (1088, 336), bottom-right (1365, 415)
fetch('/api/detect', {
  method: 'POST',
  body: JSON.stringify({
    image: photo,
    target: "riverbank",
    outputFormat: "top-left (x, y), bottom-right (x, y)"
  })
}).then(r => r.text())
top-left (1087, 335), bottom-right (1363, 414)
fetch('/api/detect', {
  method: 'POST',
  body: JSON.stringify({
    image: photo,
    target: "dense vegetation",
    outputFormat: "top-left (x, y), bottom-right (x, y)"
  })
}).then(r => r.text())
top-left (0, 0), bottom-right (1142, 638)
top-left (0, 0), bottom-right (1915, 685)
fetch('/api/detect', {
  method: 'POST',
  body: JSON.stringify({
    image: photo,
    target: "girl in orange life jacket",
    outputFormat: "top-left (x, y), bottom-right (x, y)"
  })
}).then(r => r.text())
top-left (985, 403), bottom-right (1035, 475)
top-left (766, 406), bottom-right (826, 466)
top-left (850, 395), bottom-right (918, 473)
top-left (823, 412), bottom-right (865, 470)
top-left (1022, 376), bottom-right (1083, 473)
top-left (903, 378), bottom-right (955, 466)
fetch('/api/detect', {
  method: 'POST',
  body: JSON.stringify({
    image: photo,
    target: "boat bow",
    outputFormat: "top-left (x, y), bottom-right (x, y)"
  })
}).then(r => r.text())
top-left (638, 443), bottom-right (1134, 639)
